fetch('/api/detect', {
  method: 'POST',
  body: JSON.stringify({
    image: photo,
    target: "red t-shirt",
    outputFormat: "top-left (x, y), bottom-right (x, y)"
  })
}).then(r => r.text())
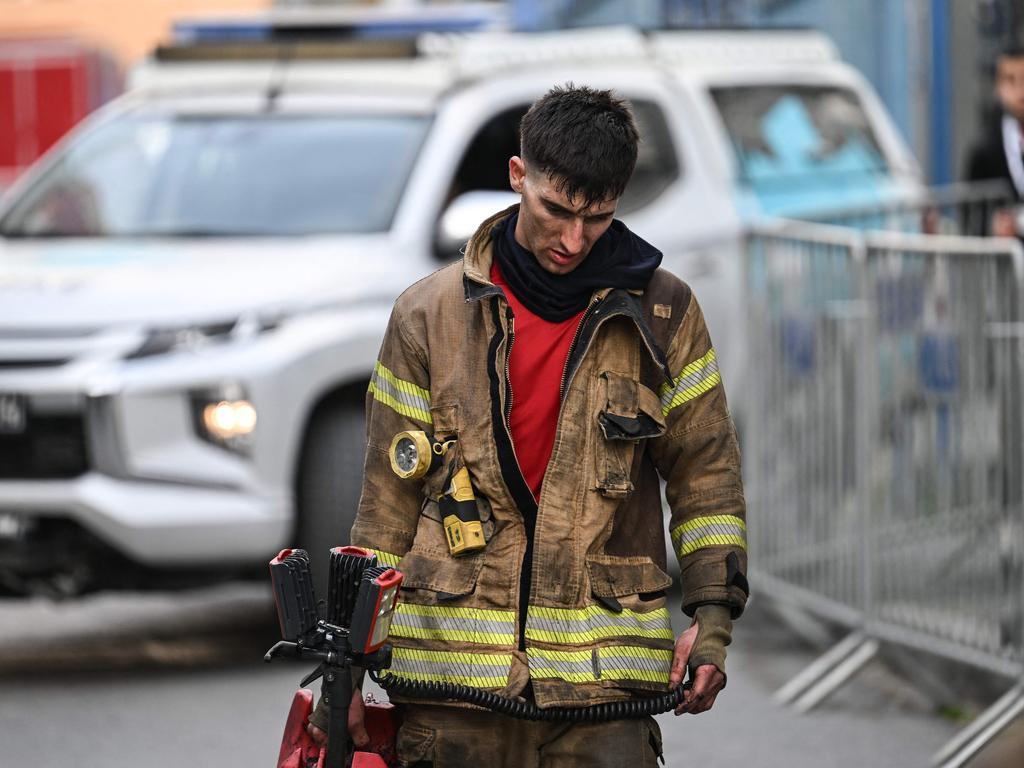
top-left (491, 262), bottom-right (586, 501)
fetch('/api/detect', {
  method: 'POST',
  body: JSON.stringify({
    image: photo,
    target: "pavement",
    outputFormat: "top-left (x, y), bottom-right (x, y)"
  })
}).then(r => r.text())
top-left (653, 595), bottom-right (960, 767)
top-left (0, 580), bottom-right (1008, 767)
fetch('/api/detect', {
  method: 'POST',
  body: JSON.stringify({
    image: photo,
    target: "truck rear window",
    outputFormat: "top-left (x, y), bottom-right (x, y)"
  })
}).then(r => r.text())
top-left (0, 114), bottom-right (429, 237)
top-left (710, 85), bottom-right (889, 191)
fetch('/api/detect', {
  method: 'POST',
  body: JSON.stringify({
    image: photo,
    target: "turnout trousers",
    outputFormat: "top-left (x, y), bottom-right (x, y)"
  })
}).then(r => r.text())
top-left (395, 703), bottom-right (664, 768)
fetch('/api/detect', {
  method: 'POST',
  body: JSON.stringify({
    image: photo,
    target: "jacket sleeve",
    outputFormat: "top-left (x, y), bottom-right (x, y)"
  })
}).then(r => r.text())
top-left (348, 299), bottom-right (432, 566)
top-left (648, 293), bottom-right (749, 619)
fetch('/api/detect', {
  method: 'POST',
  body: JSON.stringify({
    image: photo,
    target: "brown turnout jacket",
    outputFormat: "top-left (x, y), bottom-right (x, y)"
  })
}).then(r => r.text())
top-left (353, 206), bottom-right (747, 708)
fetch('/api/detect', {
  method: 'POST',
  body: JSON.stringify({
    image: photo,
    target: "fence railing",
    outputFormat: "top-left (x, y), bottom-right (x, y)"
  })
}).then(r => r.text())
top-left (744, 217), bottom-right (1024, 766)
top-left (805, 180), bottom-right (1016, 238)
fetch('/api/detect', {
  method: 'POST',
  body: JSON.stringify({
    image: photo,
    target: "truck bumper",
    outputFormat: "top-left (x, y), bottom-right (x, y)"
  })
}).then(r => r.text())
top-left (0, 473), bottom-right (290, 568)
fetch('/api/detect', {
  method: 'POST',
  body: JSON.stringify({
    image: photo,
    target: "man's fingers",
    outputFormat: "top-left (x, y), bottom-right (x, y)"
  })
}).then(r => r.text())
top-left (349, 688), bottom-right (370, 748)
top-left (669, 624), bottom-right (698, 688)
top-left (306, 723), bottom-right (328, 746)
top-left (675, 665), bottom-right (725, 716)
top-left (690, 665), bottom-right (718, 698)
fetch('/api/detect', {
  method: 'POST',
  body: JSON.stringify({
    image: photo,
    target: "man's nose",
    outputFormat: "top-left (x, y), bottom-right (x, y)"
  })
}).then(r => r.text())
top-left (561, 218), bottom-right (585, 254)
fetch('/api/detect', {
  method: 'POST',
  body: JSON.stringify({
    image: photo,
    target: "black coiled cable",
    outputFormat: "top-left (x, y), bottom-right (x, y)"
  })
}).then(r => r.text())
top-left (370, 669), bottom-right (691, 722)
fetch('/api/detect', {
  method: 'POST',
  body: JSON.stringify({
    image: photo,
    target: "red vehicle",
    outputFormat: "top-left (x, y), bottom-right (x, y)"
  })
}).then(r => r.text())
top-left (0, 38), bottom-right (121, 192)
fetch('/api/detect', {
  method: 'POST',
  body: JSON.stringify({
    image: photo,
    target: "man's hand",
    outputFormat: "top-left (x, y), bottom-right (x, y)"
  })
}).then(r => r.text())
top-left (668, 618), bottom-right (727, 716)
top-left (306, 687), bottom-right (370, 748)
top-left (992, 209), bottom-right (1019, 237)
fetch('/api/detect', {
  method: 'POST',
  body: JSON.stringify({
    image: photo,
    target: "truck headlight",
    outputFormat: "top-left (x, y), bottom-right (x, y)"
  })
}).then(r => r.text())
top-left (126, 314), bottom-right (282, 360)
top-left (191, 384), bottom-right (258, 454)
top-left (128, 322), bottom-right (237, 359)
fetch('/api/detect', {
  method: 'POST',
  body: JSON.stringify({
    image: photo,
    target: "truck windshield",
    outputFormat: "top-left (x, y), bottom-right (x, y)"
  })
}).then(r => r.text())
top-left (0, 114), bottom-right (429, 237)
top-left (710, 85), bottom-right (890, 211)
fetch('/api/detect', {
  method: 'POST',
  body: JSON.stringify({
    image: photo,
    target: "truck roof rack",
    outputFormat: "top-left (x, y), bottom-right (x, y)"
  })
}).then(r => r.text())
top-left (153, 7), bottom-right (836, 74)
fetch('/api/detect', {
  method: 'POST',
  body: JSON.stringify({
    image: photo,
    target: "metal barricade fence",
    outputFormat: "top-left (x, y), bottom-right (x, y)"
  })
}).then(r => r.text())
top-left (806, 180), bottom-right (1015, 238)
top-left (864, 229), bottom-right (1024, 678)
top-left (744, 219), bottom-right (1024, 764)
top-left (744, 224), bottom-right (869, 629)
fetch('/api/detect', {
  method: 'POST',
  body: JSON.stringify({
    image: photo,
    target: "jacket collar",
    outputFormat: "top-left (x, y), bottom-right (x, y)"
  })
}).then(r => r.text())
top-left (462, 204), bottom-right (518, 303)
top-left (461, 204), bottom-right (645, 303)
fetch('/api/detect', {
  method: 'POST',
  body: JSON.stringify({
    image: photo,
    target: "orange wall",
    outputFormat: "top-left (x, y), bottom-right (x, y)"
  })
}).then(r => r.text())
top-left (0, 0), bottom-right (272, 68)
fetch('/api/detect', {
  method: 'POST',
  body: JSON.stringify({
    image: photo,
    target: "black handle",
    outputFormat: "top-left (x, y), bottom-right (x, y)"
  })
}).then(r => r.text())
top-left (323, 664), bottom-right (354, 768)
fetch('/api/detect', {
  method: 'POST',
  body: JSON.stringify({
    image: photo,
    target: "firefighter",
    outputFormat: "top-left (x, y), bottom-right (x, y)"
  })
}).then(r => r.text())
top-left (310, 84), bottom-right (747, 766)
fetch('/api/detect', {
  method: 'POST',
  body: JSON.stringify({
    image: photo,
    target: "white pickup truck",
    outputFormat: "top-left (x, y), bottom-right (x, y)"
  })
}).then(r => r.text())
top-left (0, 17), bottom-right (923, 594)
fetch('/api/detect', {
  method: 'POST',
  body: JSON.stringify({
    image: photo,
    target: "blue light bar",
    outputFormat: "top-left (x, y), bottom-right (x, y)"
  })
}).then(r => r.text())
top-left (172, 6), bottom-right (505, 45)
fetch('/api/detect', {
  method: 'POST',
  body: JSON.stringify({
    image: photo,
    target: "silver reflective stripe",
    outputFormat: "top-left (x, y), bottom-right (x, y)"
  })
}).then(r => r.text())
top-left (527, 646), bottom-right (672, 684)
top-left (526, 605), bottom-right (674, 644)
top-left (368, 361), bottom-right (432, 423)
top-left (671, 514), bottom-right (747, 558)
top-left (660, 348), bottom-right (721, 416)
top-left (390, 604), bottom-right (516, 645)
top-left (390, 647), bottom-right (511, 687)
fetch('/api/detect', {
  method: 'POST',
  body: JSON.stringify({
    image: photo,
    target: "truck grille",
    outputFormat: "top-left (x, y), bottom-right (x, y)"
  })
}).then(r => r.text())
top-left (0, 415), bottom-right (89, 479)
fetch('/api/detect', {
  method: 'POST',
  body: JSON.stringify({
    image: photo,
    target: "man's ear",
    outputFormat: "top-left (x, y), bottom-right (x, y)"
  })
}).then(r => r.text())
top-left (509, 156), bottom-right (526, 194)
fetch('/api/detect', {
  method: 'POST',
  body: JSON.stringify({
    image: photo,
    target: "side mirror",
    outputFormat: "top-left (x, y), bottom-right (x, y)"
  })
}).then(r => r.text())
top-left (435, 190), bottom-right (519, 259)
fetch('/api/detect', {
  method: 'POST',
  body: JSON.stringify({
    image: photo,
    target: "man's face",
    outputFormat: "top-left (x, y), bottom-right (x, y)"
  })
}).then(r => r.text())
top-left (508, 156), bottom-right (617, 276)
top-left (996, 55), bottom-right (1024, 123)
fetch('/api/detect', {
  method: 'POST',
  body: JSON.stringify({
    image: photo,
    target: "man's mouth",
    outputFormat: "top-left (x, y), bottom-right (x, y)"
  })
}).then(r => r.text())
top-left (548, 249), bottom-right (576, 266)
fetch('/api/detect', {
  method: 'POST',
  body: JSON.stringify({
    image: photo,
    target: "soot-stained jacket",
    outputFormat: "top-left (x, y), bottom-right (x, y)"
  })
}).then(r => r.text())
top-left (352, 206), bottom-right (748, 708)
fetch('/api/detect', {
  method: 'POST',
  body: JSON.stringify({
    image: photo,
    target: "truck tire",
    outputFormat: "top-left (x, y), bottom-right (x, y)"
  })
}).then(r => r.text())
top-left (296, 397), bottom-right (366, 596)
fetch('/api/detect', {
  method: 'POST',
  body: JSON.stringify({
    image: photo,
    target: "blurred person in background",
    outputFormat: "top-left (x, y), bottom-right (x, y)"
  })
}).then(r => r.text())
top-left (964, 45), bottom-right (1024, 236)
top-left (307, 84), bottom-right (748, 766)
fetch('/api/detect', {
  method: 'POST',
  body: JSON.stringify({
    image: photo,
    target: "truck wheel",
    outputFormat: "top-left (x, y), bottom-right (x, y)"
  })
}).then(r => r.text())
top-left (296, 397), bottom-right (366, 595)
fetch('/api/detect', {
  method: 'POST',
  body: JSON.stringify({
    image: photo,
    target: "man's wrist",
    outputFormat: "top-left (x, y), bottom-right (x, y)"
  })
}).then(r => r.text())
top-left (686, 604), bottom-right (733, 675)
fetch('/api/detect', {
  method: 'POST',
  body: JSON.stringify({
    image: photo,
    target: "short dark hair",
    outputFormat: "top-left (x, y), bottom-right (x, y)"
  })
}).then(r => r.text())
top-left (519, 84), bottom-right (639, 207)
top-left (1000, 45), bottom-right (1024, 60)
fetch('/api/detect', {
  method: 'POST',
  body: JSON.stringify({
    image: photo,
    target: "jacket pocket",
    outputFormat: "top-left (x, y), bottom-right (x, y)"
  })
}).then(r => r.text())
top-left (398, 548), bottom-right (483, 602)
top-left (395, 722), bottom-right (435, 767)
top-left (597, 372), bottom-right (666, 442)
top-left (595, 373), bottom-right (666, 498)
top-left (586, 554), bottom-right (674, 598)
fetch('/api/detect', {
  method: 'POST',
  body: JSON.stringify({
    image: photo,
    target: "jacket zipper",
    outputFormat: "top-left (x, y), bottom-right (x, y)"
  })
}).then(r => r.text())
top-left (559, 298), bottom-right (601, 401)
top-left (498, 302), bottom-right (536, 653)
top-left (502, 305), bottom-right (529, 485)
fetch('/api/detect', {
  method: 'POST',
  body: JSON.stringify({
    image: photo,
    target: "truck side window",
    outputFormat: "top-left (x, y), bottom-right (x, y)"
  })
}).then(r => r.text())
top-left (449, 104), bottom-right (528, 201)
top-left (618, 100), bottom-right (681, 215)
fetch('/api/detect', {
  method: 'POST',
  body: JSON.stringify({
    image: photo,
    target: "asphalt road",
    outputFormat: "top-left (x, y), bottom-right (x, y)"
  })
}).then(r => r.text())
top-left (0, 581), bottom-right (965, 767)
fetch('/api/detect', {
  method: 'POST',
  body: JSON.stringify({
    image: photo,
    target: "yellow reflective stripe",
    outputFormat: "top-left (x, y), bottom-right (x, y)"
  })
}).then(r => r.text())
top-left (659, 348), bottom-right (721, 416)
top-left (526, 604), bottom-right (674, 644)
top-left (527, 646), bottom-right (672, 684)
top-left (671, 514), bottom-right (747, 558)
top-left (368, 361), bottom-right (432, 424)
top-left (390, 603), bottom-right (517, 645)
top-left (390, 647), bottom-right (511, 688)
top-left (365, 549), bottom-right (402, 567)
